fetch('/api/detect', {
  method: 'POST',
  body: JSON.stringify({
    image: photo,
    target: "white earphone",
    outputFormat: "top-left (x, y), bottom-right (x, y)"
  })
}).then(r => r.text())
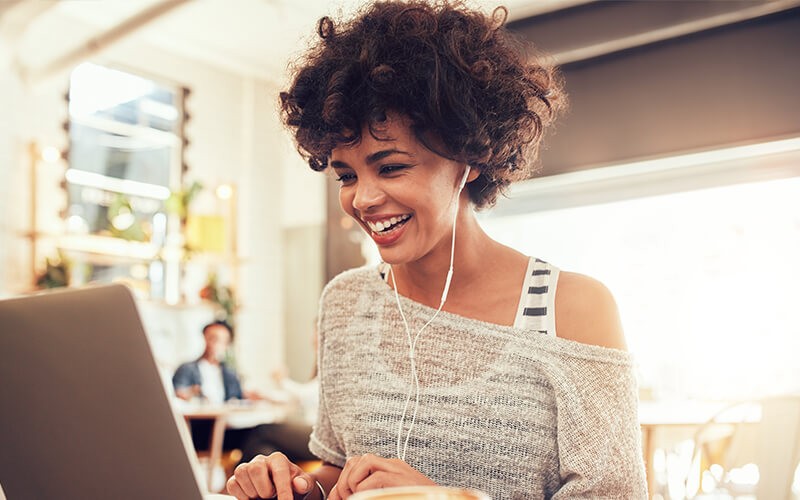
top-left (391, 164), bottom-right (470, 461)
top-left (459, 164), bottom-right (471, 189)
top-left (440, 165), bottom-right (470, 303)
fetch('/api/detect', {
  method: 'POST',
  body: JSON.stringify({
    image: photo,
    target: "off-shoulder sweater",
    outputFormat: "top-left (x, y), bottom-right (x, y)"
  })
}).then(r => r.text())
top-left (310, 265), bottom-right (647, 499)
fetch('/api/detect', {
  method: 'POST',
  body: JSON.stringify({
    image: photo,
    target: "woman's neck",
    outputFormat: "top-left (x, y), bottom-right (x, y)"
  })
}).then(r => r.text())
top-left (389, 213), bottom-right (496, 308)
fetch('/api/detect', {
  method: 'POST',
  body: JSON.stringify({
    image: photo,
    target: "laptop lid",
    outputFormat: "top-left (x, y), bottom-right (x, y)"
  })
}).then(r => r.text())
top-left (0, 283), bottom-right (205, 500)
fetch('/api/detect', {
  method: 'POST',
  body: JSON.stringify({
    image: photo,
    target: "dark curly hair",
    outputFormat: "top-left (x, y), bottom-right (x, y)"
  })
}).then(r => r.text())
top-left (279, 0), bottom-right (566, 208)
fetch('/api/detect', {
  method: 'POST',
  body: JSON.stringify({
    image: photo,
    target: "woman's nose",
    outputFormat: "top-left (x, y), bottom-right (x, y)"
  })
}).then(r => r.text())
top-left (352, 178), bottom-right (386, 212)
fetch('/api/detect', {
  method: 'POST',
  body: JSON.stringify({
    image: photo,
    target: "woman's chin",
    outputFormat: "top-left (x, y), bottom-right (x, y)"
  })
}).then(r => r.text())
top-left (376, 247), bottom-right (413, 267)
top-left (377, 253), bottom-right (404, 266)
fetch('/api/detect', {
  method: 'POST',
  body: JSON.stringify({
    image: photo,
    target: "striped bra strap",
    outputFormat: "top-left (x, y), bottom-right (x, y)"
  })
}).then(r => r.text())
top-left (513, 257), bottom-right (560, 336)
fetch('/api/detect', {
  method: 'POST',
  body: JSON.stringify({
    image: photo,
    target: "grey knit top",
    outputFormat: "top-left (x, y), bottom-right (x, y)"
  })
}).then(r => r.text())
top-left (310, 265), bottom-right (647, 499)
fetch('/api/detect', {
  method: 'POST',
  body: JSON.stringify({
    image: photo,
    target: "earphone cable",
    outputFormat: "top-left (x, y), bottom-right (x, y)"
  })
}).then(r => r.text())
top-left (391, 265), bottom-right (447, 461)
top-left (392, 166), bottom-right (468, 461)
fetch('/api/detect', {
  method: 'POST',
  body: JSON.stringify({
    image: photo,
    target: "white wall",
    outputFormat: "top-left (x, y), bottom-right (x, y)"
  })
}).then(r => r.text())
top-left (280, 132), bottom-right (326, 228)
top-left (279, 115), bottom-right (326, 381)
top-left (0, 67), bottom-right (24, 297)
top-left (234, 77), bottom-right (286, 390)
top-left (0, 54), bottom-right (69, 296)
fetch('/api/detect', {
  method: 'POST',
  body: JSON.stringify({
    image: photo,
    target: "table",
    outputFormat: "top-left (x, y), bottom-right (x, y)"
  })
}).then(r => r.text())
top-left (638, 399), bottom-right (760, 498)
top-left (179, 401), bottom-right (290, 492)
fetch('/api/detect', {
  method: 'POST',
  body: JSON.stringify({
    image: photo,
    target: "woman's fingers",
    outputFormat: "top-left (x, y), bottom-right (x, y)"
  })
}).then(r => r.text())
top-left (346, 454), bottom-right (412, 493)
top-left (226, 452), bottom-right (312, 500)
top-left (293, 475), bottom-right (313, 495)
top-left (225, 475), bottom-right (249, 500)
top-left (345, 454), bottom-right (382, 493)
top-left (353, 471), bottom-right (406, 492)
top-left (269, 456), bottom-right (296, 500)
top-left (330, 454), bottom-right (437, 499)
top-left (252, 457), bottom-right (281, 499)
top-left (333, 455), bottom-right (360, 499)
top-left (231, 461), bottom-right (262, 498)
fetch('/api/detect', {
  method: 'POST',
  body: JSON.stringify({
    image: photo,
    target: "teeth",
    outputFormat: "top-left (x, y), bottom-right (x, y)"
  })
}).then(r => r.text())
top-left (366, 214), bottom-right (409, 233)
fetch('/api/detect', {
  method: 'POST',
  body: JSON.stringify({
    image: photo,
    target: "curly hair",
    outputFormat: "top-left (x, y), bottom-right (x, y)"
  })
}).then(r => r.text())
top-left (279, 0), bottom-right (566, 208)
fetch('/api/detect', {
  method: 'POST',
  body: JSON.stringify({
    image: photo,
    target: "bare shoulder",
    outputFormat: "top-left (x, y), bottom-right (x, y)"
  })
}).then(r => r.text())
top-left (554, 271), bottom-right (627, 350)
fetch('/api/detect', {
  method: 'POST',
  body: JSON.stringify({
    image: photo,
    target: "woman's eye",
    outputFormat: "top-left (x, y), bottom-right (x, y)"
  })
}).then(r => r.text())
top-left (380, 164), bottom-right (408, 175)
top-left (335, 173), bottom-right (356, 184)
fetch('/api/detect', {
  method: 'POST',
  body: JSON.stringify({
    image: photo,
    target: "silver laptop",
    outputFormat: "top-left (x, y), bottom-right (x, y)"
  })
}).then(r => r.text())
top-left (0, 284), bottom-right (207, 500)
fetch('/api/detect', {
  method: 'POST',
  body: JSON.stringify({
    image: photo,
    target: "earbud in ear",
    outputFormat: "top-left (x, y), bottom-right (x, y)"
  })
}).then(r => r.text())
top-left (459, 165), bottom-right (471, 191)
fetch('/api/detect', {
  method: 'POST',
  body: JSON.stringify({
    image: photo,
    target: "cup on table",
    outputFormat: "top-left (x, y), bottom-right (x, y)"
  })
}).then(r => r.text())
top-left (349, 486), bottom-right (490, 500)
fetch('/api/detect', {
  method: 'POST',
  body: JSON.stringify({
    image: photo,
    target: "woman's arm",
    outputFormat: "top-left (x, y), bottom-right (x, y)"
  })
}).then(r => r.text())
top-left (551, 272), bottom-right (647, 498)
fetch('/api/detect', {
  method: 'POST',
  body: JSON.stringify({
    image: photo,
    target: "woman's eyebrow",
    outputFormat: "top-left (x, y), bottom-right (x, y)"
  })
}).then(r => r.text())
top-left (365, 149), bottom-right (413, 164)
top-left (330, 149), bottom-right (414, 169)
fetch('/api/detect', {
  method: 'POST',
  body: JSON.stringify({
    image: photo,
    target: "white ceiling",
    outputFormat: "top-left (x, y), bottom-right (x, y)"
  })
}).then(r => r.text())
top-left (1, 0), bottom-right (588, 84)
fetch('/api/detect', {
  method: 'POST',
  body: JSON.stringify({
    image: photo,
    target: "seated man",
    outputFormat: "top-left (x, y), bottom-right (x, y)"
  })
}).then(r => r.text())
top-left (172, 320), bottom-right (249, 451)
top-left (174, 320), bottom-right (319, 465)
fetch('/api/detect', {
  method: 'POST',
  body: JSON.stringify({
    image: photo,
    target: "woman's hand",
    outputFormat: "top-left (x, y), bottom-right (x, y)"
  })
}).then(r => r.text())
top-left (329, 454), bottom-right (436, 500)
top-left (226, 452), bottom-right (314, 500)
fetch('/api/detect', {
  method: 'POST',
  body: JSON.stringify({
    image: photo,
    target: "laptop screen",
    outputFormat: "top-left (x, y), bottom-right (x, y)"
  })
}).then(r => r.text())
top-left (0, 284), bottom-right (206, 500)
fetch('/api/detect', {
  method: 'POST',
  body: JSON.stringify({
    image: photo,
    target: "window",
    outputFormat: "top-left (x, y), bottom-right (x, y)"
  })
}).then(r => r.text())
top-left (480, 143), bottom-right (800, 401)
top-left (64, 63), bottom-right (186, 300)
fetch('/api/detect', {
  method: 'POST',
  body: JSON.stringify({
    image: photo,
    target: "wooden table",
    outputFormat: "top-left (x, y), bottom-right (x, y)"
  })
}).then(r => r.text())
top-left (179, 401), bottom-right (290, 492)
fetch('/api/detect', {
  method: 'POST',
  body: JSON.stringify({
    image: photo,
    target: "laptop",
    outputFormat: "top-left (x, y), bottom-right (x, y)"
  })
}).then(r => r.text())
top-left (0, 283), bottom-right (219, 500)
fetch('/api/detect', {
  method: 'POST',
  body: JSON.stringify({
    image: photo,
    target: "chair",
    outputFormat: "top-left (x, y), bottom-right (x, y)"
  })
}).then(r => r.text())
top-left (684, 394), bottom-right (800, 499)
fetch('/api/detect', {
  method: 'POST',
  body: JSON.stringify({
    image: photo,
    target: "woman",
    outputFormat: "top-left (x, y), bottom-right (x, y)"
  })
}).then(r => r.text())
top-left (227, 1), bottom-right (646, 499)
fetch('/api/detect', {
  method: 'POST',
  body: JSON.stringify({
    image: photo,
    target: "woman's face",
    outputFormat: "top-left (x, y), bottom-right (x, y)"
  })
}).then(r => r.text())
top-left (330, 114), bottom-right (469, 266)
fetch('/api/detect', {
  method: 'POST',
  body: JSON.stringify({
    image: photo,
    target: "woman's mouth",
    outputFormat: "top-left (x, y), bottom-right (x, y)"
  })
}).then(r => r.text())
top-left (364, 214), bottom-right (412, 245)
top-left (365, 214), bottom-right (411, 234)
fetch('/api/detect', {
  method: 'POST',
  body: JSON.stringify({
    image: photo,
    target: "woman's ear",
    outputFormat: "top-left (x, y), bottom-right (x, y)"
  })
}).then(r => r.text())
top-left (466, 165), bottom-right (481, 183)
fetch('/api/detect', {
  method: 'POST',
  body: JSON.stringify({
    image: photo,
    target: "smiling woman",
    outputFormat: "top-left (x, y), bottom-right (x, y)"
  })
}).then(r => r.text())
top-left (226, 2), bottom-right (647, 500)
